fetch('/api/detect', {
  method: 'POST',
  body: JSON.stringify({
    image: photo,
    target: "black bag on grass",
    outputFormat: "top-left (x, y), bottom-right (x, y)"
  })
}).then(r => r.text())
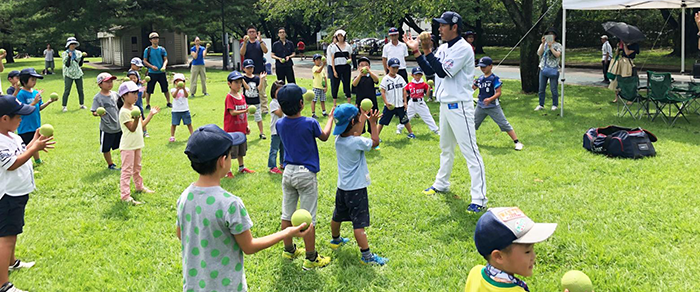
top-left (582, 125), bottom-right (657, 158)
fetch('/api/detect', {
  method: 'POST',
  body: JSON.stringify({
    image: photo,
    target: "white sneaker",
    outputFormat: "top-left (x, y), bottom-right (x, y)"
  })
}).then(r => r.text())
top-left (1, 282), bottom-right (27, 292)
top-left (551, 105), bottom-right (558, 111)
top-left (534, 105), bottom-right (544, 111)
top-left (9, 259), bottom-right (35, 271)
top-left (396, 129), bottom-right (402, 134)
top-left (80, 105), bottom-right (87, 110)
top-left (62, 106), bottom-right (68, 112)
top-left (514, 142), bottom-right (524, 151)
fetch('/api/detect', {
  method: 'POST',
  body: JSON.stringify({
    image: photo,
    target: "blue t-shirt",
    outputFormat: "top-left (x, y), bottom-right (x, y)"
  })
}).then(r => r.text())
top-left (17, 89), bottom-right (41, 134)
top-left (276, 116), bottom-right (322, 173)
top-left (335, 135), bottom-right (373, 191)
top-left (190, 45), bottom-right (205, 66)
top-left (143, 46), bottom-right (167, 74)
top-left (242, 41), bottom-right (265, 74)
top-left (475, 74), bottom-right (502, 109)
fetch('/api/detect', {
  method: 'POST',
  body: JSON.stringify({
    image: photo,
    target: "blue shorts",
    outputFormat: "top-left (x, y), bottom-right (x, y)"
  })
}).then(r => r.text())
top-left (172, 111), bottom-right (192, 125)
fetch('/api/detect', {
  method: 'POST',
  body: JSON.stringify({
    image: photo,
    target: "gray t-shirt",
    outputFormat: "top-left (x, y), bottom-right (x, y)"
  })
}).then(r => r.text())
top-left (269, 99), bottom-right (282, 135)
top-left (335, 135), bottom-right (373, 190)
top-left (177, 184), bottom-right (253, 292)
top-left (43, 49), bottom-right (54, 61)
top-left (90, 91), bottom-right (121, 133)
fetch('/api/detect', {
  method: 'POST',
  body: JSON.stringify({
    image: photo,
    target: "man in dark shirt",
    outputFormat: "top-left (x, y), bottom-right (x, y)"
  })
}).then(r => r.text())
top-left (240, 25), bottom-right (269, 113)
top-left (271, 27), bottom-right (297, 84)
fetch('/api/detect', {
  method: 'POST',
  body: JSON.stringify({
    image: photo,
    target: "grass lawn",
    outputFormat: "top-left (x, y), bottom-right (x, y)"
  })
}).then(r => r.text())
top-left (2, 58), bottom-right (700, 291)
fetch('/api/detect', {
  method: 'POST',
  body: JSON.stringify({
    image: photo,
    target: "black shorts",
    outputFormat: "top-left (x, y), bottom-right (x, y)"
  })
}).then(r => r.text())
top-left (100, 131), bottom-right (122, 153)
top-left (379, 106), bottom-right (409, 125)
top-left (146, 73), bottom-right (168, 94)
top-left (18, 132), bottom-right (34, 146)
top-left (0, 194), bottom-right (29, 237)
top-left (332, 188), bottom-right (370, 229)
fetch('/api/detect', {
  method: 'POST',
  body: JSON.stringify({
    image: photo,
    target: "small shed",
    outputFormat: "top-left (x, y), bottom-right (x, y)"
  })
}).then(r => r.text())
top-left (98, 27), bottom-right (188, 68)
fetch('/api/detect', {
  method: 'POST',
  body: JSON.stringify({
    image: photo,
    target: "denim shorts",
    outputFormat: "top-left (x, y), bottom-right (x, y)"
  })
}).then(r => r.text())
top-left (172, 111), bottom-right (192, 125)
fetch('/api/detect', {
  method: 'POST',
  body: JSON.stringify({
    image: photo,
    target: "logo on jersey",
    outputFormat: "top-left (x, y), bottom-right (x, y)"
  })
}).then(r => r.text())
top-left (444, 59), bottom-right (455, 70)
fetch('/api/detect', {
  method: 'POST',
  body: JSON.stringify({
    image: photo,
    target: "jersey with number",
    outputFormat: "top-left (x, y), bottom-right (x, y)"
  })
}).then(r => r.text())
top-left (433, 38), bottom-right (475, 103)
top-left (405, 80), bottom-right (429, 99)
top-left (475, 74), bottom-right (502, 109)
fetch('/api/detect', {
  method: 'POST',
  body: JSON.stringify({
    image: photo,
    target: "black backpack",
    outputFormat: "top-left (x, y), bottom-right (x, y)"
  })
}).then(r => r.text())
top-left (582, 125), bottom-right (657, 159)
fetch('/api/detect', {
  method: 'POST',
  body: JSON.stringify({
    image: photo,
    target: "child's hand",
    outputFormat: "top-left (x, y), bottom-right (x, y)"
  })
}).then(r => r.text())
top-left (260, 71), bottom-right (267, 79)
top-left (484, 98), bottom-right (492, 106)
top-left (150, 106), bottom-right (160, 115)
top-left (245, 126), bottom-right (251, 135)
top-left (368, 109), bottom-right (381, 124)
top-left (328, 107), bottom-right (335, 119)
top-left (286, 223), bottom-right (314, 238)
top-left (32, 129), bottom-right (55, 152)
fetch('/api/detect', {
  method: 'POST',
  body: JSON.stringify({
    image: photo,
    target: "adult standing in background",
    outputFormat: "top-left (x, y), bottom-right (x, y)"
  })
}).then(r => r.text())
top-left (143, 32), bottom-right (171, 109)
top-left (271, 27), bottom-right (296, 84)
top-left (601, 35), bottom-right (612, 84)
top-left (189, 36), bottom-right (209, 97)
top-left (240, 25), bottom-right (269, 113)
top-left (382, 27), bottom-right (409, 83)
top-left (43, 44), bottom-right (54, 75)
top-left (328, 29), bottom-right (353, 106)
top-left (61, 37), bottom-right (86, 112)
top-left (350, 40), bottom-right (359, 70)
top-left (535, 28), bottom-right (562, 111)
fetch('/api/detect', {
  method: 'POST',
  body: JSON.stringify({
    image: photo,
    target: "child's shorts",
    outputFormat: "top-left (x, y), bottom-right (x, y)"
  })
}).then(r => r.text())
top-left (280, 165), bottom-right (318, 224)
top-left (18, 132), bottom-right (34, 146)
top-left (379, 106), bottom-right (409, 126)
top-left (474, 105), bottom-right (513, 132)
top-left (332, 187), bottom-right (370, 229)
top-left (250, 103), bottom-right (263, 122)
top-left (313, 88), bottom-right (326, 102)
top-left (172, 111), bottom-right (192, 125)
top-left (0, 194), bottom-right (29, 237)
top-left (100, 131), bottom-right (122, 153)
top-left (230, 139), bottom-right (247, 159)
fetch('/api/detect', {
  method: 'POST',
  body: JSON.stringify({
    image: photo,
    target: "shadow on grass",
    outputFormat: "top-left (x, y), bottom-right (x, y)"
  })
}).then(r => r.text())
top-left (272, 258), bottom-right (325, 292)
top-left (80, 168), bottom-right (115, 184)
top-left (429, 192), bottom-right (479, 243)
top-left (102, 200), bottom-right (133, 220)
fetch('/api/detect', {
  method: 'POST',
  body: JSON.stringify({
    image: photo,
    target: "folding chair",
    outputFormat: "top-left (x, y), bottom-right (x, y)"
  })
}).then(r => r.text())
top-left (646, 71), bottom-right (693, 125)
top-left (615, 75), bottom-right (644, 119)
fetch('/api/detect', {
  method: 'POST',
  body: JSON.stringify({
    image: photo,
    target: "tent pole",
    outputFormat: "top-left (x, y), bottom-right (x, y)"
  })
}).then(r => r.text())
top-left (682, 6), bottom-right (686, 73)
top-left (561, 9), bottom-right (566, 117)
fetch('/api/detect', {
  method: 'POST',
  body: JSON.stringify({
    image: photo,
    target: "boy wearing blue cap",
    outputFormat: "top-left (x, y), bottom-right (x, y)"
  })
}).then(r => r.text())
top-left (276, 84), bottom-right (334, 269)
top-left (397, 67), bottom-right (438, 135)
top-left (466, 207), bottom-right (557, 292)
top-left (224, 71), bottom-right (255, 175)
top-left (0, 95), bottom-right (55, 292)
top-left (330, 104), bottom-right (388, 265)
top-left (17, 68), bottom-right (55, 165)
top-left (5, 71), bottom-right (20, 97)
top-left (177, 124), bottom-right (311, 292)
top-left (242, 59), bottom-right (267, 140)
top-left (473, 57), bottom-right (523, 151)
top-left (378, 58), bottom-right (414, 139)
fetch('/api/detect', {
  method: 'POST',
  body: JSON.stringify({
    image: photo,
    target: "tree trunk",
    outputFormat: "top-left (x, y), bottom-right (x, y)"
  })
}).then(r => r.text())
top-left (473, 0), bottom-right (485, 54)
top-left (519, 34), bottom-right (540, 93)
top-left (3, 41), bottom-right (14, 63)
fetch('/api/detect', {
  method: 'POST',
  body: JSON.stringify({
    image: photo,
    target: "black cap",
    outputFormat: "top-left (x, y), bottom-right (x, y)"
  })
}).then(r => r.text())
top-left (185, 124), bottom-right (235, 163)
top-left (277, 84), bottom-right (307, 109)
top-left (433, 11), bottom-right (463, 29)
top-left (7, 71), bottom-right (20, 78)
top-left (545, 27), bottom-right (557, 36)
top-left (0, 95), bottom-right (36, 116)
top-left (464, 31), bottom-right (476, 36)
top-left (358, 56), bottom-right (370, 65)
top-left (19, 68), bottom-right (43, 79)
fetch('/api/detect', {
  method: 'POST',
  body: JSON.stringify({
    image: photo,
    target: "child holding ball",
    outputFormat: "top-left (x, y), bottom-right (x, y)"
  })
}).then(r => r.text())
top-left (117, 81), bottom-right (159, 205)
top-left (16, 68), bottom-right (55, 165)
top-left (91, 72), bottom-right (121, 170)
top-left (223, 71), bottom-right (254, 176)
top-left (169, 73), bottom-right (194, 142)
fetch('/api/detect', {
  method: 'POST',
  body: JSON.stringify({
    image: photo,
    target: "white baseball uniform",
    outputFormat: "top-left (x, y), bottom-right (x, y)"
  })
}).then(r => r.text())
top-left (397, 79), bottom-right (438, 132)
top-left (416, 37), bottom-right (487, 206)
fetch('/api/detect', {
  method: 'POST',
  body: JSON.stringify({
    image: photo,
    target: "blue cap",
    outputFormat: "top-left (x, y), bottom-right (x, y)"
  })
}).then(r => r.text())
top-left (388, 27), bottom-right (399, 35)
top-left (464, 30), bottom-right (476, 36)
top-left (477, 57), bottom-right (493, 67)
top-left (227, 71), bottom-right (244, 82)
top-left (0, 95), bottom-right (36, 116)
top-left (243, 59), bottom-right (255, 68)
top-left (332, 104), bottom-right (359, 135)
top-left (388, 58), bottom-right (400, 67)
top-left (474, 207), bottom-right (557, 257)
top-left (277, 84), bottom-right (308, 108)
top-left (19, 68), bottom-right (43, 79)
top-left (433, 11), bottom-right (463, 28)
top-left (185, 124), bottom-right (235, 163)
top-left (7, 70), bottom-right (20, 78)
top-left (312, 54), bottom-right (322, 60)
top-left (412, 67), bottom-right (423, 75)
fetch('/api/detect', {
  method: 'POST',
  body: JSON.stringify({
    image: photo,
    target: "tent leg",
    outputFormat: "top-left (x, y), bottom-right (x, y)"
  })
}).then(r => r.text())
top-left (682, 6), bottom-right (686, 73)
top-left (561, 9), bottom-right (566, 117)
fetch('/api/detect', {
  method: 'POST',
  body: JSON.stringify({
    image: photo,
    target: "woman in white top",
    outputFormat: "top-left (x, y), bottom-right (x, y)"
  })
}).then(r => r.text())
top-left (327, 29), bottom-right (353, 106)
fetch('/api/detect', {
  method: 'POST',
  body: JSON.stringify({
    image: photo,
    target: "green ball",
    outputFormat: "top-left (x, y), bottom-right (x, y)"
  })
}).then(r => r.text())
top-left (361, 68), bottom-right (369, 75)
top-left (280, 59), bottom-right (286, 63)
top-left (96, 107), bottom-right (106, 115)
top-left (0, 49), bottom-right (5, 55)
top-left (177, 81), bottom-right (185, 89)
top-left (49, 92), bottom-right (59, 101)
top-left (82, 52), bottom-right (87, 57)
top-left (303, 91), bottom-right (315, 102)
top-left (387, 104), bottom-right (395, 110)
top-left (144, 76), bottom-right (151, 82)
top-left (321, 56), bottom-right (326, 62)
top-left (291, 209), bottom-right (312, 230)
top-left (360, 98), bottom-right (373, 111)
top-left (131, 108), bottom-right (141, 118)
top-left (39, 124), bottom-right (54, 137)
top-left (427, 80), bottom-right (434, 87)
top-left (561, 270), bottom-right (593, 292)
top-left (347, 59), bottom-right (352, 65)
top-left (247, 105), bottom-right (257, 114)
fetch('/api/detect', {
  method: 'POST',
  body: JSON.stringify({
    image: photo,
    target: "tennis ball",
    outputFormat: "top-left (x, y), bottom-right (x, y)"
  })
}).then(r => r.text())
top-left (131, 108), bottom-right (141, 118)
top-left (49, 92), bottom-right (59, 101)
top-left (387, 104), bottom-right (395, 110)
top-left (247, 105), bottom-right (257, 114)
top-left (280, 59), bottom-right (286, 63)
top-left (291, 209), bottom-right (312, 230)
top-left (303, 91), bottom-right (315, 102)
top-left (0, 48), bottom-right (5, 55)
top-left (39, 124), bottom-right (54, 137)
top-left (361, 67), bottom-right (369, 75)
top-left (561, 270), bottom-right (593, 292)
top-left (361, 98), bottom-right (373, 111)
top-left (144, 76), bottom-right (151, 82)
top-left (82, 52), bottom-right (87, 57)
top-left (427, 80), bottom-right (434, 87)
top-left (177, 81), bottom-right (185, 89)
top-left (347, 59), bottom-right (352, 65)
top-left (96, 107), bottom-right (106, 115)
top-left (419, 31), bottom-right (431, 42)
top-left (321, 56), bottom-right (326, 62)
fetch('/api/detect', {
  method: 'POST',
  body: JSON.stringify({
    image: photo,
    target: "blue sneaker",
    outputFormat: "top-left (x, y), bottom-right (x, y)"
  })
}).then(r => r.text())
top-left (423, 186), bottom-right (438, 195)
top-left (329, 237), bottom-right (350, 250)
top-left (467, 203), bottom-right (486, 213)
top-left (361, 253), bottom-right (388, 266)
top-left (407, 133), bottom-right (416, 139)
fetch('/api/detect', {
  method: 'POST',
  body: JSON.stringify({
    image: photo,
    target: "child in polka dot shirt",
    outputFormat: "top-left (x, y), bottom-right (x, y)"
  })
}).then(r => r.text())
top-left (176, 124), bottom-right (310, 292)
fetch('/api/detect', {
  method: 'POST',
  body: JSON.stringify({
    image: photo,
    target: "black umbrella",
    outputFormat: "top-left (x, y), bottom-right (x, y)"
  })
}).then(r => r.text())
top-left (602, 22), bottom-right (645, 44)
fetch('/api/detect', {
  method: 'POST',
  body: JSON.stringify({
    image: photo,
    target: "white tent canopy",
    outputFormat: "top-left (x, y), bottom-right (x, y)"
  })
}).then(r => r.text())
top-left (559, 0), bottom-right (700, 117)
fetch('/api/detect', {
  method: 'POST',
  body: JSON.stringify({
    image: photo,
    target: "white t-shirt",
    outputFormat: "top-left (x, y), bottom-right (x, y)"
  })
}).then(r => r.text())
top-left (382, 42), bottom-right (409, 69)
top-left (43, 49), bottom-right (54, 61)
top-left (327, 43), bottom-right (353, 66)
top-left (380, 74), bottom-right (407, 108)
top-left (269, 99), bottom-right (283, 135)
top-left (170, 87), bottom-right (190, 112)
top-left (602, 41), bottom-right (613, 61)
top-left (0, 132), bottom-right (34, 199)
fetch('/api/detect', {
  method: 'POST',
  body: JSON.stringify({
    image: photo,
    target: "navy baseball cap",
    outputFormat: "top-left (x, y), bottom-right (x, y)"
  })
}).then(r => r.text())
top-left (358, 56), bottom-right (370, 65)
top-left (0, 95), bottom-right (36, 116)
top-left (312, 54), bottom-right (322, 60)
top-left (332, 104), bottom-right (359, 135)
top-left (7, 70), bottom-right (20, 78)
top-left (19, 68), bottom-right (43, 79)
top-left (477, 57), bottom-right (493, 67)
top-left (474, 207), bottom-right (557, 257)
top-left (243, 59), bottom-right (255, 68)
top-left (464, 30), bottom-right (476, 36)
top-left (388, 58), bottom-right (400, 67)
top-left (185, 124), bottom-right (234, 163)
top-left (277, 84), bottom-right (308, 108)
top-left (433, 11), bottom-right (463, 28)
top-left (227, 71), bottom-right (244, 82)
top-left (412, 67), bottom-right (424, 75)
top-left (388, 27), bottom-right (399, 35)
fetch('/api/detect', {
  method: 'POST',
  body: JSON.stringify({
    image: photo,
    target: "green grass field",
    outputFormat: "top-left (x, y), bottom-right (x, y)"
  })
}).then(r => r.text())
top-left (2, 58), bottom-right (700, 291)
